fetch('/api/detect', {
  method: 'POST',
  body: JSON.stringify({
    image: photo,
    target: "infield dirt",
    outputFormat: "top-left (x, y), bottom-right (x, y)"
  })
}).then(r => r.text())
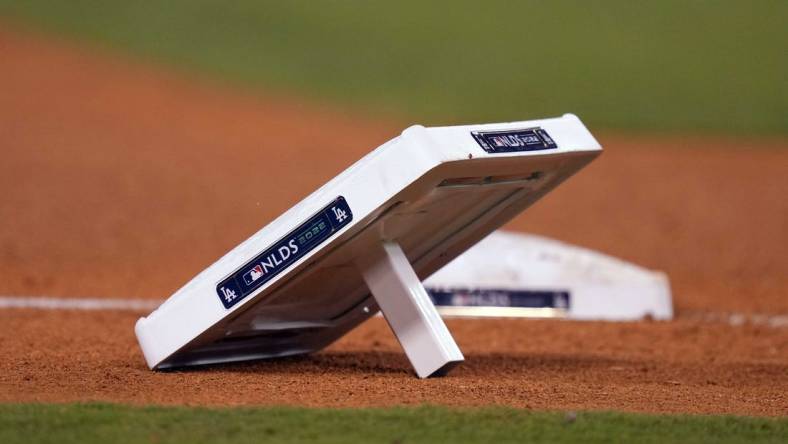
top-left (1, 27), bottom-right (786, 416)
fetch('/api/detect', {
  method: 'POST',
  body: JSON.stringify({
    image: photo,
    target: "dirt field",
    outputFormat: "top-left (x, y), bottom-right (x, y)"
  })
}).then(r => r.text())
top-left (1, 28), bottom-right (786, 416)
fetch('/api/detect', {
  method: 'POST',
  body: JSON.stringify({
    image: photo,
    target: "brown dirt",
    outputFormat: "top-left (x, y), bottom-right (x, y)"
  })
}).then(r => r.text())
top-left (1, 309), bottom-right (786, 416)
top-left (0, 26), bottom-right (786, 416)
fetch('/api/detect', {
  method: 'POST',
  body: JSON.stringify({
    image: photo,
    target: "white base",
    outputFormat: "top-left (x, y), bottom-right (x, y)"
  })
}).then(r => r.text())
top-left (425, 231), bottom-right (673, 321)
top-left (134, 115), bottom-right (602, 375)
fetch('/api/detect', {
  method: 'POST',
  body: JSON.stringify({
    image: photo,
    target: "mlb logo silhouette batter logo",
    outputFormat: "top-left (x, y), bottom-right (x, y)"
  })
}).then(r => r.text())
top-left (243, 265), bottom-right (263, 285)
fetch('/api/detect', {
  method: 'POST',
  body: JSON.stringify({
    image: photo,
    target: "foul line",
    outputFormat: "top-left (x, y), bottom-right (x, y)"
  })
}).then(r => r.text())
top-left (1, 296), bottom-right (786, 328)
top-left (0, 295), bottom-right (161, 311)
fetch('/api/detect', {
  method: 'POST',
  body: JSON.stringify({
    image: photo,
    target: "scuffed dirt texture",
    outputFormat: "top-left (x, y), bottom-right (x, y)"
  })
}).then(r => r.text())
top-left (0, 27), bottom-right (787, 415)
top-left (1, 310), bottom-right (786, 416)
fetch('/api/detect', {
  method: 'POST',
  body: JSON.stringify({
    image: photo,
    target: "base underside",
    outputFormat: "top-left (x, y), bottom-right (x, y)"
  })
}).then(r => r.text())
top-left (157, 152), bottom-right (597, 370)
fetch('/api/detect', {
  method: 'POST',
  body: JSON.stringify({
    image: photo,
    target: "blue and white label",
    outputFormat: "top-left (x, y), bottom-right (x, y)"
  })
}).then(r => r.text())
top-left (471, 127), bottom-right (557, 153)
top-left (216, 196), bottom-right (353, 309)
top-left (426, 288), bottom-right (570, 309)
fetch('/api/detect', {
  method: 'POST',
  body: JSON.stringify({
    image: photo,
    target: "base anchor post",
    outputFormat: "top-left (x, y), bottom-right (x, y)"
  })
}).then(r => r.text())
top-left (359, 241), bottom-right (464, 378)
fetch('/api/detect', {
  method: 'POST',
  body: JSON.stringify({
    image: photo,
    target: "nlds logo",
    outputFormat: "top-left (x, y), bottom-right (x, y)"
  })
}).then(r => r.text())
top-left (216, 196), bottom-right (352, 309)
top-left (243, 240), bottom-right (300, 286)
top-left (471, 128), bottom-right (557, 153)
top-left (490, 133), bottom-right (540, 148)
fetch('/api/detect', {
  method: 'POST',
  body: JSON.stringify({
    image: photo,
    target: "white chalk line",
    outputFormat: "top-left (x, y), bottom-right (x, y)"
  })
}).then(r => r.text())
top-left (0, 295), bottom-right (161, 311)
top-left (679, 310), bottom-right (788, 329)
top-left (1, 296), bottom-right (786, 328)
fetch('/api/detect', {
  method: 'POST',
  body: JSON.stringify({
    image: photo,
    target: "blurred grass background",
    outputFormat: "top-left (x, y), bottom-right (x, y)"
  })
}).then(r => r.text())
top-left (3, 403), bottom-right (787, 444)
top-left (0, 1), bottom-right (786, 134)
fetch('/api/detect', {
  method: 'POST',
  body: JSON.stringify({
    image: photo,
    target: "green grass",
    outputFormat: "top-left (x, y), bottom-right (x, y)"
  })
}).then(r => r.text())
top-left (1, 403), bottom-right (786, 444)
top-left (0, 1), bottom-right (786, 134)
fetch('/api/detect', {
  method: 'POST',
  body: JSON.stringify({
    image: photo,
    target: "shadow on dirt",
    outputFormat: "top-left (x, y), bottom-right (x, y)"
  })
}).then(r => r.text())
top-left (165, 351), bottom-right (636, 377)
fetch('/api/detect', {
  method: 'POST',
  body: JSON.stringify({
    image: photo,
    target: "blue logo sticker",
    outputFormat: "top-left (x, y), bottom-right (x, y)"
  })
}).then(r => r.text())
top-left (216, 196), bottom-right (353, 309)
top-left (471, 127), bottom-right (557, 153)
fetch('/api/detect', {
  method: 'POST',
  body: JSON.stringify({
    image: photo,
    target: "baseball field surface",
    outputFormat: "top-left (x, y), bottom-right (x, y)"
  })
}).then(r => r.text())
top-left (0, 3), bottom-right (786, 442)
